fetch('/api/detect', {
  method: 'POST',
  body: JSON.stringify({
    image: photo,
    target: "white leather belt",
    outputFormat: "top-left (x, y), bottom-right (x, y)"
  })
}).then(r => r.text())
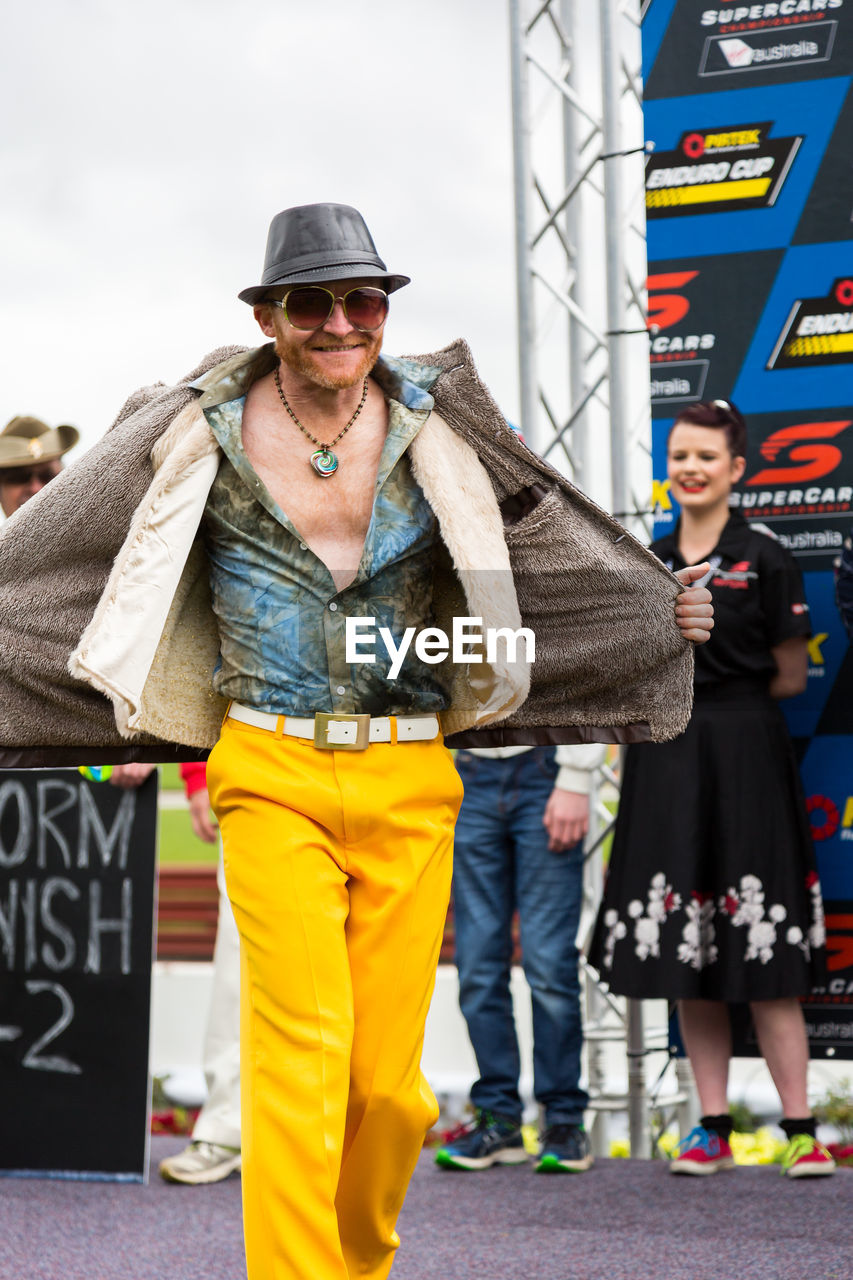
top-left (227, 702), bottom-right (441, 751)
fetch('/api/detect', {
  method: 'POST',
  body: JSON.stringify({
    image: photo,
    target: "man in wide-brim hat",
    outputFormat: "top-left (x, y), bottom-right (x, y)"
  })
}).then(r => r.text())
top-left (0, 415), bottom-right (78, 516)
top-left (0, 202), bottom-right (713, 1279)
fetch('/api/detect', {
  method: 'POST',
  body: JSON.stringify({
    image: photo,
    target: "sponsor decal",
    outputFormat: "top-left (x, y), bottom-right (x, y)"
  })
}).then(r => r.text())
top-left (731, 483), bottom-right (852, 518)
top-left (700, 3), bottom-right (844, 32)
top-left (840, 798), bottom-right (853, 839)
top-left (806, 905), bottom-right (853, 1020)
top-left (710, 559), bottom-right (757, 586)
top-left (700, 20), bottom-right (838, 75)
top-left (651, 477), bottom-right (673, 511)
top-left (650, 362), bottom-right (710, 403)
top-left (767, 278), bottom-right (853, 368)
top-left (807, 630), bottom-right (828, 674)
top-left (808, 792), bottom-right (841, 839)
top-left (749, 418), bottom-right (851, 484)
top-left (727, 415), bottom-right (853, 565)
top-left (647, 252), bottom-right (782, 413)
top-left (646, 121), bottom-right (802, 216)
top-left (647, 270), bottom-right (715, 404)
top-left (823, 910), bottom-right (853, 973)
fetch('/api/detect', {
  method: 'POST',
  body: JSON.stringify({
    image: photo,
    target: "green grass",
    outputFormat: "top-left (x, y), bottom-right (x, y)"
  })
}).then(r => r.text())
top-left (153, 763), bottom-right (218, 864)
top-left (158, 807), bottom-right (218, 865)
top-left (159, 762), bottom-right (184, 792)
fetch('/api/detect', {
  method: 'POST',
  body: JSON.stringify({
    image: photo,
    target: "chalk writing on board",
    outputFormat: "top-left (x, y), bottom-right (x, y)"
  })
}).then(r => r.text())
top-left (0, 779), bottom-right (137, 975)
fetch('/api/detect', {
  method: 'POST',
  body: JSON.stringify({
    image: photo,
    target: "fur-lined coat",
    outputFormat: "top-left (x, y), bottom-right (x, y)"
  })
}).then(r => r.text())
top-left (0, 341), bottom-right (693, 766)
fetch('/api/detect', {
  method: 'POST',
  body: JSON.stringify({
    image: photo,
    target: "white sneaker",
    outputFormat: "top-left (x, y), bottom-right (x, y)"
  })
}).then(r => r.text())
top-left (159, 1140), bottom-right (242, 1185)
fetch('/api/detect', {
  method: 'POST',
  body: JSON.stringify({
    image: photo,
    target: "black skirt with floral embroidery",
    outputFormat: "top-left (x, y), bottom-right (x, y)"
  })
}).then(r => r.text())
top-left (588, 679), bottom-right (827, 1002)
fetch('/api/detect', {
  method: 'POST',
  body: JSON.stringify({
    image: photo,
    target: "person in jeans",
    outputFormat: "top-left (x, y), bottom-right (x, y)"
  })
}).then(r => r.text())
top-left (436, 743), bottom-right (603, 1173)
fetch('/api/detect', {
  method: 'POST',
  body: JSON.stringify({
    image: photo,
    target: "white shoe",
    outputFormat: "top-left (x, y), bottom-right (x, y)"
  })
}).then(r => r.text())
top-left (159, 1140), bottom-right (242, 1185)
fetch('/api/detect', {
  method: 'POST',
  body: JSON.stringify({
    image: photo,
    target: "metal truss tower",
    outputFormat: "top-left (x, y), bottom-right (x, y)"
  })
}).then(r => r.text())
top-left (508, 0), bottom-right (651, 529)
top-left (507, 0), bottom-right (693, 1158)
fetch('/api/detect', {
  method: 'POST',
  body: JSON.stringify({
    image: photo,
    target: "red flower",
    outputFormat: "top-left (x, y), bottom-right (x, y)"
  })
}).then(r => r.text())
top-left (721, 892), bottom-right (739, 916)
top-left (805, 870), bottom-right (819, 889)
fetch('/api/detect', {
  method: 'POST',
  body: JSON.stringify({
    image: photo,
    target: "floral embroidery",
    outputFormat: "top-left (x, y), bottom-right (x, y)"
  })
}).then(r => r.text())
top-left (788, 871), bottom-right (827, 958)
top-left (719, 875), bottom-right (787, 965)
top-left (677, 892), bottom-right (718, 970)
top-left (806, 871), bottom-right (826, 951)
top-left (600, 909), bottom-right (627, 970)
top-left (599, 868), bottom-right (826, 979)
top-left (627, 873), bottom-right (682, 961)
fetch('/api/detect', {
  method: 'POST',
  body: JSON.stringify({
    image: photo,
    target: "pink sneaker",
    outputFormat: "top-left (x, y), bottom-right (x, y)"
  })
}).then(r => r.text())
top-left (781, 1135), bottom-right (836, 1178)
top-left (669, 1125), bottom-right (735, 1175)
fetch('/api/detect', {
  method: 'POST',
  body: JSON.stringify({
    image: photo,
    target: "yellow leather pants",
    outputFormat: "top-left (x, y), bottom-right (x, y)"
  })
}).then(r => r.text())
top-left (206, 717), bottom-right (463, 1280)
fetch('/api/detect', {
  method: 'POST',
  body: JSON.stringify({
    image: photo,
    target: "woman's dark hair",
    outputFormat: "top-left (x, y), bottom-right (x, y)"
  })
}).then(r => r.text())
top-left (669, 399), bottom-right (747, 459)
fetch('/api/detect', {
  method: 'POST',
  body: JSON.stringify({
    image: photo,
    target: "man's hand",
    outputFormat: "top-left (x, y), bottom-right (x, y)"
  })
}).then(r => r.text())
top-left (109, 762), bottom-right (156, 788)
top-left (188, 789), bottom-right (218, 844)
top-left (674, 563), bottom-right (714, 644)
top-left (543, 788), bottom-right (589, 852)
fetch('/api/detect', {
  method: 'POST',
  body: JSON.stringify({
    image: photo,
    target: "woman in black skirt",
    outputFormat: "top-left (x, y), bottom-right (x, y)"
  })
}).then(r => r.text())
top-left (589, 399), bottom-right (834, 1178)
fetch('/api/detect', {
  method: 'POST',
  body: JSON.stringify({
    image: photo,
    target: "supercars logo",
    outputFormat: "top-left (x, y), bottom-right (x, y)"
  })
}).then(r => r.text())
top-left (767, 279), bottom-right (853, 369)
top-left (700, 19), bottom-right (838, 75)
top-left (824, 910), bottom-right (853, 978)
top-left (730, 416), bottom-right (853, 531)
top-left (749, 419), bottom-right (851, 483)
top-left (700, 4), bottom-right (843, 31)
top-left (646, 271), bottom-right (714, 403)
top-left (646, 122), bottom-right (802, 218)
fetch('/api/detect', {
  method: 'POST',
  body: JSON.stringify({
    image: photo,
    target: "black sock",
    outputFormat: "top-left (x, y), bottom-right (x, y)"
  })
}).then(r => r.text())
top-left (701, 1113), bottom-right (733, 1140)
top-left (780, 1116), bottom-right (816, 1140)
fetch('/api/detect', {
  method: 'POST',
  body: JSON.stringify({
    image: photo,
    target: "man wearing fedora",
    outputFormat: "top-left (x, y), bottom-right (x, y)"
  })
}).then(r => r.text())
top-left (0, 203), bottom-right (712, 1279)
top-left (0, 415), bottom-right (78, 517)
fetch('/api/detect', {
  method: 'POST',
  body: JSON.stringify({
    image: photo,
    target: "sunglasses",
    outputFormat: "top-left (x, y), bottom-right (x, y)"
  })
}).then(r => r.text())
top-left (269, 286), bottom-right (389, 332)
top-left (0, 465), bottom-right (60, 486)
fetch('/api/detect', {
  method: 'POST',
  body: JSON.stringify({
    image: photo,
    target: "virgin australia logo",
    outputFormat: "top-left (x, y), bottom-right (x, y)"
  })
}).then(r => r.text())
top-left (700, 21), bottom-right (836, 74)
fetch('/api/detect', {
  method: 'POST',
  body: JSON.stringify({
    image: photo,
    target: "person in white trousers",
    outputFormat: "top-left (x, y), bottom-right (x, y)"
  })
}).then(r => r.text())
top-left (158, 763), bottom-right (242, 1184)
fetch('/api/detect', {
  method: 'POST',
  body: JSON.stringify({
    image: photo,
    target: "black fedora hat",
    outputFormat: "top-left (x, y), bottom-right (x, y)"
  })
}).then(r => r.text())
top-left (238, 203), bottom-right (410, 305)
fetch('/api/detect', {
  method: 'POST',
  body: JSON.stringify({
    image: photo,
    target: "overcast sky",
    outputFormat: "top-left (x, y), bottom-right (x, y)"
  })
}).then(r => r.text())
top-left (0, 0), bottom-right (518, 457)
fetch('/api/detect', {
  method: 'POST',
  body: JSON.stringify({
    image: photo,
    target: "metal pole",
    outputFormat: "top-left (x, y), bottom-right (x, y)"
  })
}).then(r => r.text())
top-left (508, 0), bottom-right (539, 449)
top-left (560, 0), bottom-right (587, 489)
top-left (599, 0), bottom-right (630, 519)
top-left (626, 999), bottom-right (651, 1158)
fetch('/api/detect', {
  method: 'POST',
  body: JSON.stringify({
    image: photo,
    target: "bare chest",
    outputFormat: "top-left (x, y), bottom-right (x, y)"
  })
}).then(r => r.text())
top-left (241, 396), bottom-right (389, 584)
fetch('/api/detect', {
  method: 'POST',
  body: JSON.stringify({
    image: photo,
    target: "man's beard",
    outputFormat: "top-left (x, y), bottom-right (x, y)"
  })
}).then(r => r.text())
top-left (275, 331), bottom-right (383, 390)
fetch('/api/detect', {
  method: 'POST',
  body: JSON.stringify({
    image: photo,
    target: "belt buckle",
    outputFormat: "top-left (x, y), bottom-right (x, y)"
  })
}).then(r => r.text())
top-left (313, 712), bottom-right (371, 751)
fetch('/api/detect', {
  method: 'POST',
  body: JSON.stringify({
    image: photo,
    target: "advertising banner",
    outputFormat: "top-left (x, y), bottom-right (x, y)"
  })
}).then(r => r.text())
top-left (643, 0), bottom-right (853, 1055)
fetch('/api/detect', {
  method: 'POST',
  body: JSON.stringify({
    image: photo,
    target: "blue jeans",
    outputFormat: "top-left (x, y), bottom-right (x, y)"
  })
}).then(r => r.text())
top-left (452, 748), bottom-right (588, 1127)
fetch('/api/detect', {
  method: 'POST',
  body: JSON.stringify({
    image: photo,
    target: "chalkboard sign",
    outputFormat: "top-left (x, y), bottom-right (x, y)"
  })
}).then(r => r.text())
top-left (0, 769), bottom-right (157, 1180)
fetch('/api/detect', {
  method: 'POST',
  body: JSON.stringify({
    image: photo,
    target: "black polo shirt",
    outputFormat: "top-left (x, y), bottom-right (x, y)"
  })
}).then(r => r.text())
top-left (653, 513), bottom-right (811, 688)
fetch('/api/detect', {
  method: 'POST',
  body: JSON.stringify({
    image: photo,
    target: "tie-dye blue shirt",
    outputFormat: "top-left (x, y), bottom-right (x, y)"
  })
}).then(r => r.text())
top-left (193, 344), bottom-right (453, 716)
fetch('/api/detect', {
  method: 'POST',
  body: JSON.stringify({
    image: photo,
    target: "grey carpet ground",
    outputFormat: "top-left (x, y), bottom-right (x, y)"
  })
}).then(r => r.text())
top-left (0, 1137), bottom-right (848, 1280)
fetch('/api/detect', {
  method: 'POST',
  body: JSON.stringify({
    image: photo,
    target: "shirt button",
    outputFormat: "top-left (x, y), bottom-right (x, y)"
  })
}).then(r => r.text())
top-left (336, 685), bottom-right (346, 696)
top-left (328, 602), bottom-right (338, 612)
top-left (300, 542), bottom-right (307, 550)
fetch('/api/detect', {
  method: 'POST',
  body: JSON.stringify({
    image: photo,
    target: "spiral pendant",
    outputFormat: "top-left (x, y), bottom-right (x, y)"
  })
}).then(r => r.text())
top-left (310, 448), bottom-right (339, 477)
